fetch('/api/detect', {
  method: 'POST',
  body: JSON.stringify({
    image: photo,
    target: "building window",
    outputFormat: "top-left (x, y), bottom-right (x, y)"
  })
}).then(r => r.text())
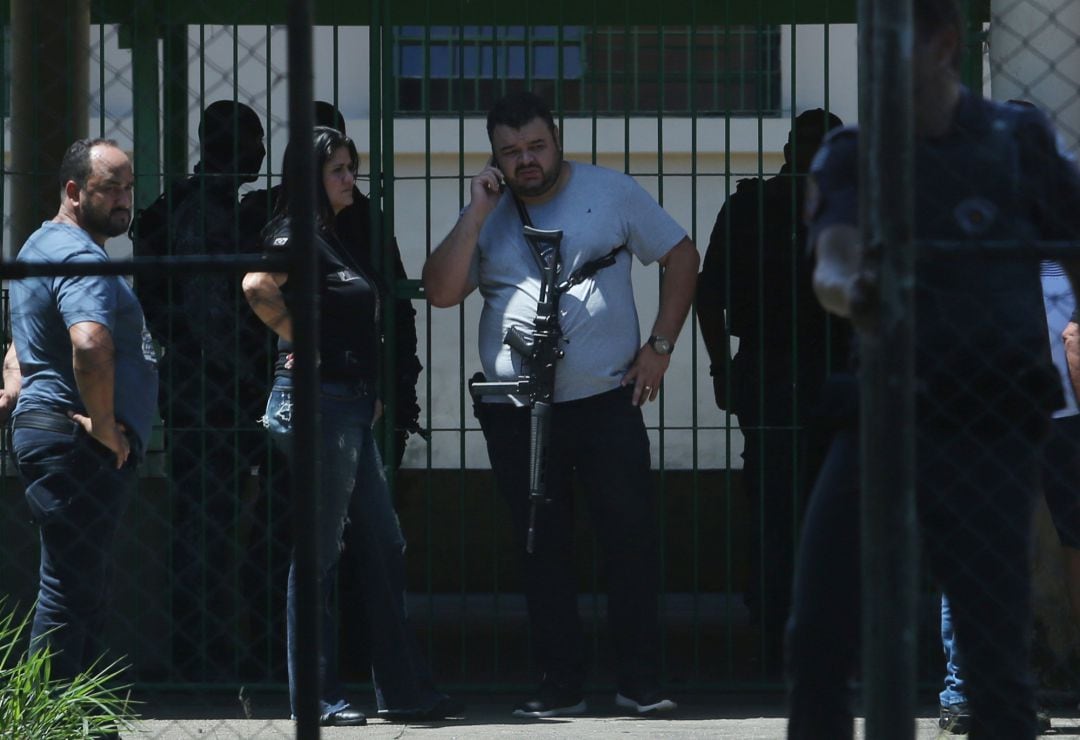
top-left (394, 25), bottom-right (781, 116)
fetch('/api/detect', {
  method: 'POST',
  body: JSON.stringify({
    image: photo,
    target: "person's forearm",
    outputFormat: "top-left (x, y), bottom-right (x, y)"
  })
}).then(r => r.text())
top-left (652, 238), bottom-right (700, 344)
top-left (422, 206), bottom-right (486, 308)
top-left (1063, 320), bottom-right (1080, 405)
top-left (70, 322), bottom-right (116, 424)
top-left (812, 224), bottom-right (865, 320)
top-left (0, 342), bottom-right (22, 422)
top-left (3, 342), bottom-right (21, 395)
top-left (243, 272), bottom-right (293, 341)
top-left (813, 263), bottom-right (856, 319)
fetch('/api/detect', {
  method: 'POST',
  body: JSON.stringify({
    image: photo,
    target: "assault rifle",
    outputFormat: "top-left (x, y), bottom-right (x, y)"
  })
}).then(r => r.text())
top-left (470, 225), bottom-right (565, 553)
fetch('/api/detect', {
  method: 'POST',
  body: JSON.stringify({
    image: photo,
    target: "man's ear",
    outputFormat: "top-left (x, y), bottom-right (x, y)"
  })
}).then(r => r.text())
top-left (63, 180), bottom-right (81, 207)
top-left (553, 125), bottom-right (562, 151)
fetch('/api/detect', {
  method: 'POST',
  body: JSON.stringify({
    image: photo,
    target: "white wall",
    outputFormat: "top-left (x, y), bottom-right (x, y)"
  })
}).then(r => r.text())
top-left (989, 0), bottom-right (1080, 153)
top-left (5, 21), bottom-right (863, 470)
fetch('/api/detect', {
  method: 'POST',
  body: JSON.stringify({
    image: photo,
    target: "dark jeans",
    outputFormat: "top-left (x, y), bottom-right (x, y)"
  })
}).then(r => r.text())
top-left (1042, 414), bottom-right (1080, 549)
top-left (476, 385), bottom-right (662, 693)
top-left (162, 353), bottom-right (269, 680)
top-left (13, 422), bottom-right (138, 683)
top-left (940, 412), bottom-right (1080, 708)
top-left (734, 376), bottom-right (831, 673)
top-left (168, 422), bottom-right (264, 680)
top-left (266, 377), bottom-right (442, 716)
top-left (787, 422), bottom-right (1042, 740)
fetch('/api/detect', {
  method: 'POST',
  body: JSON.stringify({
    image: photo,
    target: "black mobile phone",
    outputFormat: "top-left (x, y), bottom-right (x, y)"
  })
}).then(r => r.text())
top-left (488, 156), bottom-right (506, 192)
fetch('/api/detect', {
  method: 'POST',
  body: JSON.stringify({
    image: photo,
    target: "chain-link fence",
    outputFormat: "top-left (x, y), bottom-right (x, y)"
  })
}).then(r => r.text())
top-left (0, 0), bottom-right (1078, 737)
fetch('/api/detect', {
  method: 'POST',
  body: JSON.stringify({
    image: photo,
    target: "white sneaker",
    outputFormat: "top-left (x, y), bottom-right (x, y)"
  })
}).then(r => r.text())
top-left (614, 692), bottom-right (677, 715)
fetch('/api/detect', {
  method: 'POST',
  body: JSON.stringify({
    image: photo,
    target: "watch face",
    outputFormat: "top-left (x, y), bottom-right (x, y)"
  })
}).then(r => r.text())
top-left (651, 335), bottom-right (673, 355)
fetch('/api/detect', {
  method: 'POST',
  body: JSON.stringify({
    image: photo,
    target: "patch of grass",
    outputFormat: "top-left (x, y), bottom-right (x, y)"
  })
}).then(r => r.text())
top-left (0, 598), bottom-right (137, 738)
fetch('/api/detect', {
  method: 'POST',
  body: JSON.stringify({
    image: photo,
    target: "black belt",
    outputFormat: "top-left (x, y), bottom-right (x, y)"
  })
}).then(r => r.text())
top-left (13, 409), bottom-right (143, 459)
top-left (12, 409), bottom-right (81, 435)
top-left (320, 349), bottom-right (375, 384)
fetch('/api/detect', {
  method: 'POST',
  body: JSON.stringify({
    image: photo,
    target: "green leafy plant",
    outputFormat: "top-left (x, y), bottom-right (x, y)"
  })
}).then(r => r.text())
top-left (0, 598), bottom-right (136, 738)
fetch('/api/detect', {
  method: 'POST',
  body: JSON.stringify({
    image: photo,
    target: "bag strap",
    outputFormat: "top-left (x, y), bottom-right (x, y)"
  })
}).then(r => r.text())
top-left (511, 190), bottom-right (535, 229)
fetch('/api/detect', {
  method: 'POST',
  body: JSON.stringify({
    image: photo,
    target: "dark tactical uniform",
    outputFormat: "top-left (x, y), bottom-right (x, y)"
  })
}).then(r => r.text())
top-left (787, 91), bottom-right (1080, 740)
top-left (699, 168), bottom-right (850, 670)
top-left (132, 174), bottom-right (274, 680)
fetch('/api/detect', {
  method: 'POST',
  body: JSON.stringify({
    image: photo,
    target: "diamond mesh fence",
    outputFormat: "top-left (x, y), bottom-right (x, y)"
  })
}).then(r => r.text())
top-left (0, 0), bottom-right (1077, 737)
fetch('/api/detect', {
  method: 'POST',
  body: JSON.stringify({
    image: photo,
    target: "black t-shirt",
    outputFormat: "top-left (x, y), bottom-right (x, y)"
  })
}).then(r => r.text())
top-left (263, 219), bottom-right (381, 385)
top-left (700, 168), bottom-right (851, 390)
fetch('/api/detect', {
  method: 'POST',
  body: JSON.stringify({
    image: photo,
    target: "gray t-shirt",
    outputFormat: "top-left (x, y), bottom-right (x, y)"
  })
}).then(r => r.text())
top-left (11, 221), bottom-right (160, 450)
top-left (472, 162), bottom-right (686, 402)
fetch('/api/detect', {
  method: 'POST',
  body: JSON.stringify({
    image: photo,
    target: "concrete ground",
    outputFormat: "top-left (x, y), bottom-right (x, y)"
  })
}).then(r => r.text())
top-left (118, 694), bottom-right (1080, 739)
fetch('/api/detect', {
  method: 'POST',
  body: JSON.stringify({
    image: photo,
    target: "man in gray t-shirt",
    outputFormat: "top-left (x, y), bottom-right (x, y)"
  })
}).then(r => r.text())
top-left (424, 91), bottom-right (698, 718)
top-left (8, 139), bottom-right (158, 692)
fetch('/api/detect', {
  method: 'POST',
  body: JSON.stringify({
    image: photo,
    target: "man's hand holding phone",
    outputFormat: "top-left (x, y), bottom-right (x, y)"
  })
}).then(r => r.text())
top-left (469, 157), bottom-right (506, 219)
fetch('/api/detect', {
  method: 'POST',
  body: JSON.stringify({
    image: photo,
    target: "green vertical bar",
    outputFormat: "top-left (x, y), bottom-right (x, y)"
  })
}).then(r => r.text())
top-left (786, 3), bottom-right (800, 695)
top-left (370, 4), bottom-right (388, 475)
top-left (654, 3), bottom-right (669, 687)
top-left (369, 0), bottom-right (386, 492)
top-left (160, 0), bottom-right (178, 683)
top-left (229, 26), bottom-right (243, 681)
top-left (381, 0), bottom-right (399, 489)
top-left (129, 0), bottom-right (158, 677)
top-left (420, 2), bottom-right (436, 662)
top-left (492, 3), bottom-right (504, 684)
top-left (622, 2), bottom-right (629, 174)
top-left (96, 21), bottom-right (104, 136)
top-left (721, 0), bottom-right (735, 682)
top-left (590, 4), bottom-right (598, 163)
top-left (752, 9), bottom-right (767, 684)
top-left (604, 23), bottom-right (612, 113)
top-left (555, 17), bottom-right (563, 113)
top-left (688, 0), bottom-right (700, 681)
top-left (261, 13), bottom-right (275, 679)
top-left (332, 20), bottom-right (341, 113)
top-left (0, 23), bottom-right (5, 259)
top-left (162, 22), bottom-right (188, 186)
top-left (455, 0), bottom-right (468, 681)
top-left (195, 21), bottom-right (208, 680)
top-left (822, 0), bottom-right (839, 388)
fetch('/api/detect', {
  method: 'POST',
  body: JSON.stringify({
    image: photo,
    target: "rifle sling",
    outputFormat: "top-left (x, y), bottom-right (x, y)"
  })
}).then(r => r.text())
top-left (510, 189), bottom-right (625, 294)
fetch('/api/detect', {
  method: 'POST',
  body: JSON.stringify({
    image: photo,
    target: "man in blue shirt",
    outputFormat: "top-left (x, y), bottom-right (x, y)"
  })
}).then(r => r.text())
top-left (786, 0), bottom-right (1080, 737)
top-left (8, 138), bottom-right (159, 691)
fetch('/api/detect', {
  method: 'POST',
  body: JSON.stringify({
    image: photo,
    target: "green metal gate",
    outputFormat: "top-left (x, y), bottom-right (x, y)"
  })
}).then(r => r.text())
top-left (16, 3), bottom-right (1078, 733)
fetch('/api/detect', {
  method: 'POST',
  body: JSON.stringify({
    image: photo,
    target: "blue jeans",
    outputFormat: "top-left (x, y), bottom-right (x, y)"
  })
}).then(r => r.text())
top-left (787, 420), bottom-right (1042, 739)
top-left (265, 377), bottom-right (442, 716)
top-left (13, 422), bottom-right (138, 683)
top-left (940, 593), bottom-right (965, 708)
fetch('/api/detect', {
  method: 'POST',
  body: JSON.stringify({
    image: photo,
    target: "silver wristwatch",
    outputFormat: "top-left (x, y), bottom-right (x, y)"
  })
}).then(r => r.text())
top-left (648, 334), bottom-right (674, 355)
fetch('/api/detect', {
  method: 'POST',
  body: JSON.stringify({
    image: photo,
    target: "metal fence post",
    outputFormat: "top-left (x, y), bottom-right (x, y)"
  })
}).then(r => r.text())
top-left (286, 0), bottom-right (320, 736)
top-left (857, 0), bottom-right (917, 737)
top-left (10, 0), bottom-right (89, 256)
top-left (130, 2), bottom-right (161, 212)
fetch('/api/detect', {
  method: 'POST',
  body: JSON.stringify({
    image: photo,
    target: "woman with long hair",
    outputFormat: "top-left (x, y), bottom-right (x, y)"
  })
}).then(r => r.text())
top-left (243, 126), bottom-right (460, 727)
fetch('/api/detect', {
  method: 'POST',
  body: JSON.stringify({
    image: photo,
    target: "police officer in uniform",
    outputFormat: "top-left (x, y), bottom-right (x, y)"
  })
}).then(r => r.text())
top-left (786, 0), bottom-right (1080, 737)
top-left (697, 109), bottom-right (847, 673)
